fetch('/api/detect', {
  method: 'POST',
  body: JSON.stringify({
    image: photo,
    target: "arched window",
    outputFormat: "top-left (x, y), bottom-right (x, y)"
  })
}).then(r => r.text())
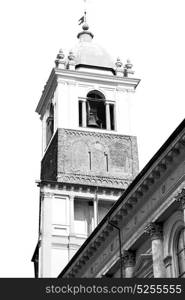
top-left (176, 228), bottom-right (185, 277)
top-left (79, 90), bottom-right (115, 130)
top-left (86, 90), bottom-right (106, 129)
top-left (46, 103), bottom-right (54, 146)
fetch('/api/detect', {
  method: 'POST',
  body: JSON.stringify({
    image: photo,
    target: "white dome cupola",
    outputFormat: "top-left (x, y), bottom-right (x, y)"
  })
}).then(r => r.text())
top-left (72, 23), bottom-right (115, 73)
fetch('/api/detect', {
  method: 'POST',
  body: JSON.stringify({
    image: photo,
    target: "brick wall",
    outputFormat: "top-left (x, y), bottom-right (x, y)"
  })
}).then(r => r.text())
top-left (41, 131), bottom-right (58, 181)
top-left (40, 128), bottom-right (139, 188)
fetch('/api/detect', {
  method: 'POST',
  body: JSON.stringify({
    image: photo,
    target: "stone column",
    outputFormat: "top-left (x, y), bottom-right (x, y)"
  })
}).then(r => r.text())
top-left (69, 195), bottom-right (75, 234)
top-left (82, 99), bottom-right (87, 127)
top-left (113, 104), bottom-right (116, 130)
top-left (68, 195), bottom-right (76, 260)
top-left (40, 192), bottom-right (53, 278)
top-left (105, 102), bottom-right (111, 130)
top-left (175, 188), bottom-right (185, 223)
top-left (122, 250), bottom-right (135, 278)
top-left (145, 222), bottom-right (166, 278)
top-left (93, 196), bottom-right (98, 229)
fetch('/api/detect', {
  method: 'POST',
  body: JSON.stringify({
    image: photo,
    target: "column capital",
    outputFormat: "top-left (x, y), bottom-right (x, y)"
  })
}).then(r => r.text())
top-left (145, 222), bottom-right (163, 240)
top-left (40, 192), bottom-right (54, 199)
top-left (80, 97), bottom-right (87, 102)
top-left (122, 250), bottom-right (135, 268)
top-left (175, 188), bottom-right (185, 209)
top-left (105, 100), bottom-right (114, 105)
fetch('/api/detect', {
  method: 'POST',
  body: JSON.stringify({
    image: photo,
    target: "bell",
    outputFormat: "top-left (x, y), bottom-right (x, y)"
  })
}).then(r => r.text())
top-left (87, 106), bottom-right (100, 128)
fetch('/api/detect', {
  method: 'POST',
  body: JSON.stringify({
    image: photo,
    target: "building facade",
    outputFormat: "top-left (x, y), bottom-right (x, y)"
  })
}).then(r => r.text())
top-left (59, 119), bottom-right (185, 278)
top-left (32, 21), bottom-right (140, 277)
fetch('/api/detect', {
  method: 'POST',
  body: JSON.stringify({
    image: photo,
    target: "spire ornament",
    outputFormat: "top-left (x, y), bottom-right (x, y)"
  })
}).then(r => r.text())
top-left (77, 0), bottom-right (94, 40)
top-left (82, 22), bottom-right (89, 31)
top-left (68, 50), bottom-right (75, 61)
top-left (55, 49), bottom-right (65, 69)
top-left (78, 0), bottom-right (87, 25)
top-left (115, 57), bottom-right (124, 76)
top-left (124, 59), bottom-right (135, 77)
top-left (68, 50), bottom-right (76, 70)
top-left (115, 57), bottom-right (123, 68)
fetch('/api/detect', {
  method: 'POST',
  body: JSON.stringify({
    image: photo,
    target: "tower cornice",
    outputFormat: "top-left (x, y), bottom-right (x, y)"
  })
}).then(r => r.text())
top-left (35, 68), bottom-right (56, 117)
top-left (55, 68), bottom-right (140, 87)
top-left (36, 67), bottom-right (140, 117)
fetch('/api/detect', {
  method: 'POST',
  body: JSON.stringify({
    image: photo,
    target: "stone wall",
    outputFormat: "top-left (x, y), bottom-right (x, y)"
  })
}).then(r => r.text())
top-left (41, 128), bottom-right (139, 189)
top-left (41, 132), bottom-right (58, 181)
top-left (57, 128), bottom-right (139, 188)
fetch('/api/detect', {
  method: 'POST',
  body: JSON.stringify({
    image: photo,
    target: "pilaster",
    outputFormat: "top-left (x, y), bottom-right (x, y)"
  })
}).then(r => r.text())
top-left (175, 189), bottom-right (185, 224)
top-left (105, 102), bottom-right (111, 130)
top-left (122, 250), bottom-right (135, 278)
top-left (145, 222), bottom-right (166, 278)
top-left (40, 192), bottom-right (53, 277)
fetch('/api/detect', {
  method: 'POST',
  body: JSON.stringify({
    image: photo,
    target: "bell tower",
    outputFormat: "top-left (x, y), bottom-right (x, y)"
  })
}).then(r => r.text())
top-left (32, 20), bottom-right (140, 277)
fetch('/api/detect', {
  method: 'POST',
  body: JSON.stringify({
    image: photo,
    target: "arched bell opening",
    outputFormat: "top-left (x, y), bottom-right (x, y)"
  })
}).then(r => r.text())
top-left (86, 90), bottom-right (106, 129)
top-left (78, 90), bottom-right (115, 131)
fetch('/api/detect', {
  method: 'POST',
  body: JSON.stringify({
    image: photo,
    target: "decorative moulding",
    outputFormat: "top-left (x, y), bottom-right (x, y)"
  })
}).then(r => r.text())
top-left (57, 173), bottom-right (131, 189)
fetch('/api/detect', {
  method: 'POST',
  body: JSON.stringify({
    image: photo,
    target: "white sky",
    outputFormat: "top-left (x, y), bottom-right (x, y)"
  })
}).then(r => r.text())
top-left (0, 0), bottom-right (184, 277)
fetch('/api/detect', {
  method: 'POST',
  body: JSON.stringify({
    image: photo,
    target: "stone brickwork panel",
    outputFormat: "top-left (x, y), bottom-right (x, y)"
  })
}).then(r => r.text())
top-left (41, 132), bottom-right (58, 181)
top-left (57, 128), bottom-right (139, 188)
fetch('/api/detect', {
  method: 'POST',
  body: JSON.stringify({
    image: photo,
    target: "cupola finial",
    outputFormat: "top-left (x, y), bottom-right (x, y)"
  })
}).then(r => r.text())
top-left (77, 0), bottom-right (94, 40)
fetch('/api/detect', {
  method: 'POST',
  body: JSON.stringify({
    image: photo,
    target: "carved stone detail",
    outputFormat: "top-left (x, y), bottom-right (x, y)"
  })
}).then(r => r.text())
top-left (64, 129), bottom-right (131, 141)
top-left (175, 188), bottom-right (185, 209)
top-left (115, 57), bottom-right (123, 76)
top-left (40, 192), bottom-right (54, 198)
top-left (122, 250), bottom-right (135, 267)
top-left (55, 49), bottom-right (65, 69)
top-left (57, 173), bottom-right (130, 188)
top-left (145, 222), bottom-right (163, 240)
top-left (68, 51), bottom-right (75, 66)
top-left (124, 59), bottom-right (134, 77)
top-left (115, 57), bottom-right (123, 68)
